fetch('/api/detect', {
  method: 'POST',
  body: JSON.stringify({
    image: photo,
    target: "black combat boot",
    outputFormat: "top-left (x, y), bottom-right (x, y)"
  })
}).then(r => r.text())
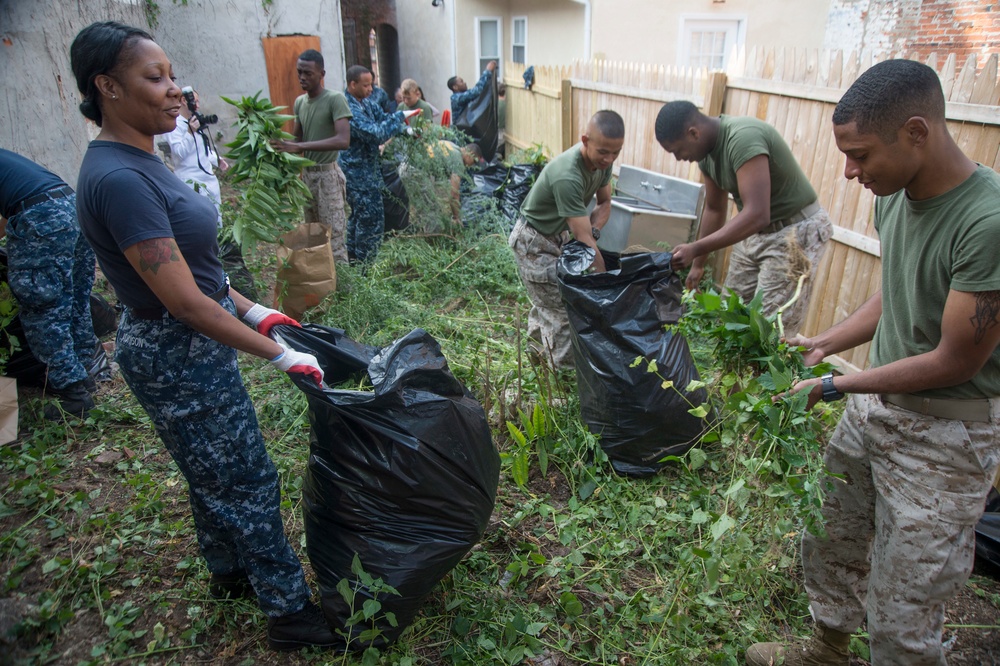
top-left (43, 380), bottom-right (95, 421)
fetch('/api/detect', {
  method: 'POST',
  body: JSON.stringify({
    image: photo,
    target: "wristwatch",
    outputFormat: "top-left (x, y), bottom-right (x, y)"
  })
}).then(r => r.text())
top-left (591, 226), bottom-right (601, 240)
top-left (820, 373), bottom-right (844, 402)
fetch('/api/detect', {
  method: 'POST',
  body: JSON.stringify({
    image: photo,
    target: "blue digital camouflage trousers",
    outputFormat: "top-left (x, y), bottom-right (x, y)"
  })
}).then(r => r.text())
top-left (341, 161), bottom-right (386, 264)
top-left (115, 298), bottom-right (309, 617)
top-left (6, 195), bottom-right (98, 389)
top-left (804, 393), bottom-right (1000, 665)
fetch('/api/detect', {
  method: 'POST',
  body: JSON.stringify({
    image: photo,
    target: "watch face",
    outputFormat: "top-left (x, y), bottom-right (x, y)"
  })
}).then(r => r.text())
top-left (591, 227), bottom-right (600, 240)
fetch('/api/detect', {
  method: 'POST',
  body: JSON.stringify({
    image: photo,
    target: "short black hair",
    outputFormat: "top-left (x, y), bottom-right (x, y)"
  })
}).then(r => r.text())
top-left (298, 49), bottom-right (324, 69)
top-left (346, 65), bottom-right (372, 84)
top-left (591, 110), bottom-right (625, 140)
top-left (70, 21), bottom-right (153, 127)
top-left (447, 76), bottom-right (460, 92)
top-left (833, 59), bottom-right (946, 143)
top-left (654, 101), bottom-right (702, 143)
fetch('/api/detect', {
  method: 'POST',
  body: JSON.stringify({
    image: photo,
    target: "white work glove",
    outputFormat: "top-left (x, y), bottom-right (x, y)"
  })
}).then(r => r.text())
top-left (270, 347), bottom-right (325, 388)
top-left (243, 303), bottom-right (301, 338)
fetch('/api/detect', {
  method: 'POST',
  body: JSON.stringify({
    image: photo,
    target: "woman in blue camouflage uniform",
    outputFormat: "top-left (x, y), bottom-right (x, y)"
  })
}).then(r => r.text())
top-left (70, 21), bottom-right (334, 651)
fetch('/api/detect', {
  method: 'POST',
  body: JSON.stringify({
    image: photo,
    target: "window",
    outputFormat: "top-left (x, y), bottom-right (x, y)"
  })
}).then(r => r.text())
top-left (476, 17), bottom-right (502, 76)
top-left (679, 16), bottom-right (745, 70)
top-left (512, 16), bottom-right (527, 64)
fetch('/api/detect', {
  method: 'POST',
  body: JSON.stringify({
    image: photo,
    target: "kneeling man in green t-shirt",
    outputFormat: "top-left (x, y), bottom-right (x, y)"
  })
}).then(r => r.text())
top-left (508, 110), bottom-right (624, 370)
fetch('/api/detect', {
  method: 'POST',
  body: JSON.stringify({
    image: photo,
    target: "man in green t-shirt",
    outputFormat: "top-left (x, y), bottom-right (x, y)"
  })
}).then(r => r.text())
top-left (508, 110), bottom-right (624, 370)
top-left (272, 49), bottom-right (352, 265)
top-left (655, 103), bottom-right (832, 334)
top-left (746, 60), bottom-right (1000, 666)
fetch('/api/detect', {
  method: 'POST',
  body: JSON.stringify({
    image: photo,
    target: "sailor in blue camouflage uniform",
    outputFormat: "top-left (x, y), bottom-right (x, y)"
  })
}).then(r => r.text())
top-left (71, 21), bottom-right (335, 651)
top-left (0, 148), bottom-right (100, 420)
top-left (339, 65), bottom-right (407, 264)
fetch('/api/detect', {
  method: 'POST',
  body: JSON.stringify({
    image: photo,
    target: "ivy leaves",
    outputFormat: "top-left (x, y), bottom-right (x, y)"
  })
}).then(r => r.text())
top-left (222, 92), bottom-right (314, 250)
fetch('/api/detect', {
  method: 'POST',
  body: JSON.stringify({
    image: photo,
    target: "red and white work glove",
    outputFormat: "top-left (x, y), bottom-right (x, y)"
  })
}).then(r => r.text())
top-left (270, 347), bottom-right (325, 388)
top-left (401, 109), bottom-right (422, 125)
top-left (243, 303), bottom-right (300, 338)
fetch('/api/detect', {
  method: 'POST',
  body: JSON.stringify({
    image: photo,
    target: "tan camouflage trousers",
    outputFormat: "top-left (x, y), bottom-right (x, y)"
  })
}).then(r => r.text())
top-left (723, 207), bottom-right (832, 335)
top-left (302, 163), bottom-right (349, 266)
top-left (803, 393), bottom-right (1000, 665)
top-left (508, 217), bottom-right (574, 370)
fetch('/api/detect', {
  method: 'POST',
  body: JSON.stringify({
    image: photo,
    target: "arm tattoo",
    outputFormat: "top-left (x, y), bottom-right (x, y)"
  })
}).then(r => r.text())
top-left (137, 239), bottom-right (180, 275)
top-left (970, 290), bottom-right (1000, 344)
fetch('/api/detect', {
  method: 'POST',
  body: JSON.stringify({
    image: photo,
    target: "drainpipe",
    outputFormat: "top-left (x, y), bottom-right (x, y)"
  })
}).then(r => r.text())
top-left (450, 0), bottom-right (458, 76)
top-left (571, 0), bottom-right (592, 60)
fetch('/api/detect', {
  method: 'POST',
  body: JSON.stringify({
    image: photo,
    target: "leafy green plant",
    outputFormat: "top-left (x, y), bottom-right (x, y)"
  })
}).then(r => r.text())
top-left (505, 403), bottom-right (557, 488)
top-left (222, 92), bottom-right (314, 250)
top-left (0, 280), bottom-right (20, 374)
top-left (333, 554), bottom-right (402, 662)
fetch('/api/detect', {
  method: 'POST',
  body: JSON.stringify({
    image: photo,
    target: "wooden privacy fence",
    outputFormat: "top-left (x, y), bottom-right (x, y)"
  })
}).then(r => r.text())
top-left (503, 49), bottom-right (1000, 373)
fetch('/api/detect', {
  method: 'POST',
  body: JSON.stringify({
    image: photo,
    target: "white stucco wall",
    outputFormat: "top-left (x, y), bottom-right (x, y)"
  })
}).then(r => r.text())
top-left (154, 0), bottom-right (346, 154)
top-left (395, 0), bottom-right (455, 117)
top-left (591, 0), bottom-right (831, 68)
top-left (0, 0), bottom-right (344, 184)
top-left (0, 0), bottom-right (147, 182)
top-left (507, 0), bottom-right (585, 66)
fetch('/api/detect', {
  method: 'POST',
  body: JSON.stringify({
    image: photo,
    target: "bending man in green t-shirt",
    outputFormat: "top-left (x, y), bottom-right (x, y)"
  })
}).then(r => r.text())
top-left (272, 49), bottom-right (352, 265)
top-left (508, 110), bottom-right (624, 370)
top-left (746, 60), bottom-right (1000, 666)
top-left (655, 102), bottom-right (832, 334)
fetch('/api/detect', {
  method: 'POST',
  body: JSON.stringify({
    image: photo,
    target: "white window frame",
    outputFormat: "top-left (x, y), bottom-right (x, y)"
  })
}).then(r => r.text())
top-left (677, 14), bottom-right (747, 71)
top-left (475, 16), bottom-right (503, 79)
top-left (512, 16), bottom-right (527, 64)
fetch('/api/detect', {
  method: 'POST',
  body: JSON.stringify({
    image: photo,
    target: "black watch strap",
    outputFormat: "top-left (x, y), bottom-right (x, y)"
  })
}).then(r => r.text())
top-left (821, 373), bottom-right (844, 402)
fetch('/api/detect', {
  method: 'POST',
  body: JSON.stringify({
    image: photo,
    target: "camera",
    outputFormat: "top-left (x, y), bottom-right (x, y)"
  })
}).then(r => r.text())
top-left (181, 86), bottom-right (218, 127)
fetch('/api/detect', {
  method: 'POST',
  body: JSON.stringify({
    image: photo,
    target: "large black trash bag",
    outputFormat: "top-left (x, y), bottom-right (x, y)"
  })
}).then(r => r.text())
top-left (453, 72), bottom-right (499, 161)
top-left (557, 241), bottom-right (710, 477)
top-left (460, 162), bottom-right (507, 225)
top-left (499, 164), bottom-right (541, 221)
top-left (273, 324), bottom-right (500, 648)
top-left (975, 488), bottom-right (1000, 576)
top-left (381, 161), bottom-right (410, 233)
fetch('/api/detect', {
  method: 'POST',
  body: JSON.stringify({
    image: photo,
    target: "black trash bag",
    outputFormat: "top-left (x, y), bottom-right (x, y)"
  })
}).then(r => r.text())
top-left (382, 161), bottom-right (410, 233)
top-left (557, 241), bottom-right (710, 477)
top-left (453, 72), bottom-right (499, 162)
top-left (460, 162), bottom-right (507, 225)
top-left (499, 164), bottom-right (541, 221)
top-left (272, 324), bottom-right (500, 648)
top-left (975, 488), bottom-right (1000, 576)
top-left (218, 240), bottom-right (259, 303)
top-left (90, 293), bottom-right (118, 338)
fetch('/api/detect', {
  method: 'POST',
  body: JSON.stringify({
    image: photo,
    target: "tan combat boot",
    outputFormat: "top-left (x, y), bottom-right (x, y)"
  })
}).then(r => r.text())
top-left (745, 625), bottom-right (851, 666)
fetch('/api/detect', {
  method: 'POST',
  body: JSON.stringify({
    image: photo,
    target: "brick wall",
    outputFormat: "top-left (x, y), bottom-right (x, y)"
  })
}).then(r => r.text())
top-left (901, 1), bottom-right (1000, 65)
top-left (825, 0), bottom-right (1000, 69)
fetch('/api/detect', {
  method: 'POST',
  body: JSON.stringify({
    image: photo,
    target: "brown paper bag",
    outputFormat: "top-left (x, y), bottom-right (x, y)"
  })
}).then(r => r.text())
top-left (273, 223), bottom-right (336, 321)
top-left (0, 376), bottom-right (18, 445)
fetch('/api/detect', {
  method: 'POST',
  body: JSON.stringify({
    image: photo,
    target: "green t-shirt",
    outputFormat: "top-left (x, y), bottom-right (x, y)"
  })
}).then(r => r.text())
top-left (520, 143), bottom-right (612, 236)
top-left (872, 165), bottom-right (1000, 399)
top-left (698, 115), bottom-right (817, 223)
top-left (399, 99), bottom-right (434, 124)
top-left (293, 89), bottom-right (353, 164)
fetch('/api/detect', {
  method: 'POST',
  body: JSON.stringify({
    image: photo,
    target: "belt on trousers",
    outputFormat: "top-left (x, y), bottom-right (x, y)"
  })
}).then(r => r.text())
top-left (881, 393), bottom-right (992, 423)
top-left (760, 201), bottom-right (821, 235)
top-left (129, 282), bottom-right (230, 320)
top-left (304, 162), bottom-right (338, 172)
top-left (14, 185), bottom-right (75, 216)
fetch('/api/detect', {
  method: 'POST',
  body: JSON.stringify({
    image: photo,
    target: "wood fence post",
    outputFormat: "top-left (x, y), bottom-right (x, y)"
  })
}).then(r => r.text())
top-left (561, 79), bottom-right (574, 152)
top-left (704, 71), bottom-right (728, 115)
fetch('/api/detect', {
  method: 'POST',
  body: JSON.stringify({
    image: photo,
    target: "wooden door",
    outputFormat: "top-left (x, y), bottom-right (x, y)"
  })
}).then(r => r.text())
top-left (262, 35), bottom-right (322, 133)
